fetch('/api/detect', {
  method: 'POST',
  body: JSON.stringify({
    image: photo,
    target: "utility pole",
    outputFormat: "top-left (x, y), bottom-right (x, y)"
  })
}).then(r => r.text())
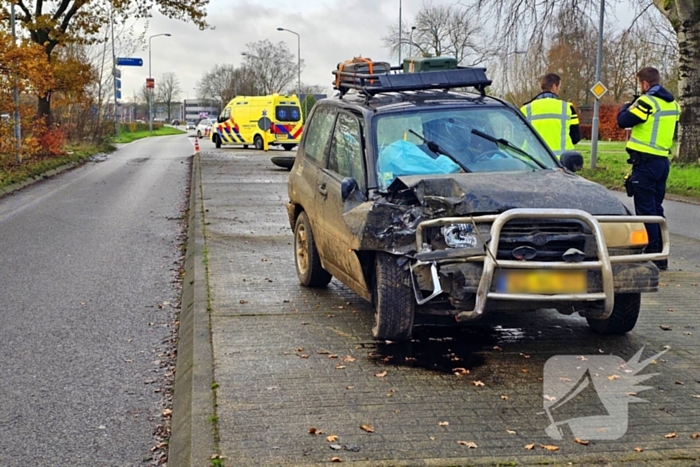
top-left (398, 0), bottom-right (402, 64)
top-left (110, 3), bottom-right (119, 138)
top-left (11, 0), bottom-right (22, 163)
top-left (590, 0), bottom-right (605, 169)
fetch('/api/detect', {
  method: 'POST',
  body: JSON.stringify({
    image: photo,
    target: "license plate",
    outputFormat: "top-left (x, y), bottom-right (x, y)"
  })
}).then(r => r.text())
top-left (497, 270), bottom-right (587, 294)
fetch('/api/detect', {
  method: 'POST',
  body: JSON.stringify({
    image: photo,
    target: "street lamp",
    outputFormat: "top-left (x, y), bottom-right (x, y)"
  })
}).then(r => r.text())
top-left (409, 26), bottom-right (416, 58)
top-left (148, 33), bottom-right (171, 133)
top-left (277, 28), bottom-right (302, 115)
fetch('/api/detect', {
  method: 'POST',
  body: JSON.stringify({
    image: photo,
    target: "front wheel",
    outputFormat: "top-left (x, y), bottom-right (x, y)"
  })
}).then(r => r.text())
top-left (294, 211), bottom-right (332, 287)
top-left (197, 130), bottom-right (202, 138)
top-left (586, 293), bottom-right (641, 334)
top-left (372, 252), bottom-right (415, 341)
top-left (213, 134), bottom-right (222, 149)
top-left (254, 135), bottom-right (264, 150)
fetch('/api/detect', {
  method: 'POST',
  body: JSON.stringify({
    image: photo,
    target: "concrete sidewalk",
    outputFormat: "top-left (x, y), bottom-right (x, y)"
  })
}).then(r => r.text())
top-left (172, 144), bottom-right (700, 466)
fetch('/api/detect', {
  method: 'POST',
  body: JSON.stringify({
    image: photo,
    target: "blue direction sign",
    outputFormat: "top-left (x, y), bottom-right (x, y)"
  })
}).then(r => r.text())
top-left (116, 57), bottom-right (143, 67)
top-left (115, 78), bottom-right (121, 89)
top-left (116, 90), bottom-right (122, 99)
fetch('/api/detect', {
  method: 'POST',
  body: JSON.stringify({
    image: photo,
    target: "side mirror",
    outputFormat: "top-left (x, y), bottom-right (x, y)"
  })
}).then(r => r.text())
top-left (340, 177), bottom-right (358, 202)
top-left (560, 151), bottom-right (584, 172)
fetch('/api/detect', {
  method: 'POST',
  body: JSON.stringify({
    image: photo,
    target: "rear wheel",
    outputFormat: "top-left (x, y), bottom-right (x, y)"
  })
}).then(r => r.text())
top-left (213, 134), bottom-right (222, 148)
top-left (283, 144), bottom-right (296, 151)
top-left (294, 211), bottom-right (331, 287)
top-left (586, 293), bottom-right (641, 334)
top-left (372, 252), bottom-right (415, 341)
top-left (254, 135), bottom-right (264, 150)
top-left (197, 130), bottom-right (202, 138)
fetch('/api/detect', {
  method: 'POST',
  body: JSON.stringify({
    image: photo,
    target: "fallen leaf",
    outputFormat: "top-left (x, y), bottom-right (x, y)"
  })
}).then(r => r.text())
top-left (493, 346), bottom-right (502, 351)
top-left (327, 435), bottom-right (338, 442)
top-left (473, 380), bottom-right (485, 387)
top-left (309, 427), bottom-right (318, 434)
top-left (667, 308), bottom-right (675, 312)
top-left (438, 421), bottom-right (449, 427)
top-left (360, 424), bottom-right (375, 433)
top-left (452, 367), bottom-right (469, 376)
top-left (665, 432), bottom-right (677, 439)
top-left (574, 437), bottom-right (589, 446)
top-left (524, 444), bottom-right (535, 450)
top-left (328, 354), bottom-right (338, 359)
top-left (506, 430), bottom-right (517, 434)
top-left (429, 436), bottom-right (436, 440)
top-left (329, 444), bottom-right (343, 451)
top-left (559, 377), bottom-right (572, 382)
top-left (375, 371), bottom-right (387, 378)
top-left (300, 354), bottom-right (309, 359)
top-left (691, 395), bottom-right (700, 399)
top-left (675, 381), bottom-right (685, 385)
top-left (635, 447), bottom-right (643, 452)
top-left (660, 325), bottom-right (673, 331)
top-left (685, 332), bottom-right (693, 336)
top-left (330, 457), bottom-right (342, 462)
top-left (691, 433), bottom-right (700, 439)
top-left (239, 300), bottom-right (248, 304)
top-left (342, 356), bottom-right (357, 362)
top-left (541, 444), bottom-right (559, 451)
top-left (500, 395), bottom-right (509, 400)
top-left (296, 347), bottom-right (304, 352)
top-left (335, 365), bottom-right (346, 370)
top-left (346, 386), bottom-right (354, 390)
top-left (521, 368), bottom-right (529, 373)
top-left (544, 395), bottom-right (556, 402)
top-left (520, 353), bottom-right (530, 359)
top-left (608, 375), bottom-right (621, 381)
top-left (317, 350), bottom-right (330, 355)
top-left (458, 441), bottom-right (477, 448)
top-left (162, 409), bottom-right (172, 418)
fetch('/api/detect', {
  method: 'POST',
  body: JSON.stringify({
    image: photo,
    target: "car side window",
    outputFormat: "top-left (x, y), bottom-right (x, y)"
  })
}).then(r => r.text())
top-left (328, 112), bottom-right (365, 191)
top-left (219, 108), bottom-right (230, 123)
top-left (302, 106), bottom-right (335, 165)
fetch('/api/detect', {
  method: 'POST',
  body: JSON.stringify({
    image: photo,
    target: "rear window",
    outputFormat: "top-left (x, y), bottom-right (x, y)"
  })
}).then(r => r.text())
top-left (276, 106), bottom-right (301, 122)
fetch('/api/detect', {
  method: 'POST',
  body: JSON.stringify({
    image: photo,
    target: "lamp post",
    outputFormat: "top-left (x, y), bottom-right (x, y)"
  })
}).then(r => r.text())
top-left (182, 91), bottom-right (189, 121)
top-left (10, 0), bottom-right (21, 163)
top-left (409, 26), bottom-right (416, 59)
top-left (277, 28), bottom-right (302, 113)
top-left (590, 0), bottom-right (605, 169)
top-left (398, 0), bottom-right (402, 64)
top-left (148, 33), bottom-right (171, 134)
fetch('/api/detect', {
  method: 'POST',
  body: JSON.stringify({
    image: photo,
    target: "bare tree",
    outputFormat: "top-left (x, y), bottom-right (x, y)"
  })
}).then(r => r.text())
top-left (382, 2), bottom-right (491, 66)
top-left (155, 72), bottom-right (182, 121)
top-left (196, 64), bottom-right (260, 105)
top-left (242, 39), bottom-right (301, 95)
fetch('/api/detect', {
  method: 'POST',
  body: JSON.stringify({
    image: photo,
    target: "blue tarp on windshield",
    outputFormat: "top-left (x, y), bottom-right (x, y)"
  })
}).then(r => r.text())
top-left (377, 140), bottom-right (460, 189)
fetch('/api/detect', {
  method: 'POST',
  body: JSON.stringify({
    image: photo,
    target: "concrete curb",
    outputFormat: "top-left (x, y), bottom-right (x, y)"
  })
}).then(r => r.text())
top-left (169, 154), bottom-right (217, 466)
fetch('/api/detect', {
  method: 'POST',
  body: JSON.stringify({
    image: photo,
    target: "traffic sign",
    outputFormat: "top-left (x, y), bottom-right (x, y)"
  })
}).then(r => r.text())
top-left (116, 57), bottom-right (143, 67)
top-left (115, 78), bottom-right (121, 89)
top-left (146, 78), bottom-right (155, 89)
top-left (590, 81), bottom-right (608, 100)
top-left (116, 90), bottom-right (122, 99)
top-left (113, 67), bottom-right (121, 78)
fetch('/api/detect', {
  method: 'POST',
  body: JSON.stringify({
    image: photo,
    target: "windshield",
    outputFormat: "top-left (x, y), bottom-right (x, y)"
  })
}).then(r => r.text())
top-left (374, 106), bottom-right (558, 189)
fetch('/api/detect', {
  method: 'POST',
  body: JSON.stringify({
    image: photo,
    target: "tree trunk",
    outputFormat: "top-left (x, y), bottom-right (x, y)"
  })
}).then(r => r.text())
top-left (37, 92), bottom-right (51, 125)
top-left (675, 16), bottom-right (700, 164)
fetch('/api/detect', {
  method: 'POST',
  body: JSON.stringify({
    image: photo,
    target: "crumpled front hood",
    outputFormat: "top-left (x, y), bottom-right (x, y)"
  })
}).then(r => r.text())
top-left (390, 170), bottom-right (629, 216)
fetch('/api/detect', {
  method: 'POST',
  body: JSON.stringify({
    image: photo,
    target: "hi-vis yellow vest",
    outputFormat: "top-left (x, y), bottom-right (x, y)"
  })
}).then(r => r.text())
top-left (626, 95), bottom-right (680, 157)
top-left (521, 98), bottom-right (578, 156)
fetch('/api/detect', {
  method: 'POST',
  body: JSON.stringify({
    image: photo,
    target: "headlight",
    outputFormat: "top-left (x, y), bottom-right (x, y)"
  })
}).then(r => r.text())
top-left (601, 222), bottom-right (648, 248)
top-left (441, 223), bottom-right (478, 248)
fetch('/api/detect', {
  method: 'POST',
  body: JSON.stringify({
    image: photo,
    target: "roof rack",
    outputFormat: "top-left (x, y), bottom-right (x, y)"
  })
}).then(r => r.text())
top-left (332, 66), bottom-right (492, 98)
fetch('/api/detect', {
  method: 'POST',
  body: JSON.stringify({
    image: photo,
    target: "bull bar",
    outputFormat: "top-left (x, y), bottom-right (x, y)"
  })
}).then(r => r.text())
top-left (410, 208), bottom-right (669, 321)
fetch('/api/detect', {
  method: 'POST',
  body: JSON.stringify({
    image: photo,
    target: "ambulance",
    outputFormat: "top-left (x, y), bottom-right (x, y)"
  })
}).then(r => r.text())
top-left (210, 94), bottom-right (304, 151)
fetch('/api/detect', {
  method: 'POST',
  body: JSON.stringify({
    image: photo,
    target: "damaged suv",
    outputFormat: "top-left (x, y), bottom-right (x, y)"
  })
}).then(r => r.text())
top-left (286, 63), bottom-right (669, 341)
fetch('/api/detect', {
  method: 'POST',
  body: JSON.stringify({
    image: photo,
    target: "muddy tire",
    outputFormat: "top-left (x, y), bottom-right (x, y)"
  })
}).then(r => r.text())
top-left (254, 135), bottom-right (264, 150)
top-left (294, 211), bottom-right (331, 287)
top-left (372, 252), bottom-right (415, 341)
top-left (586, 293), bottom-right (641, 334)
top-left (213, 134), bottom-right (221, 149)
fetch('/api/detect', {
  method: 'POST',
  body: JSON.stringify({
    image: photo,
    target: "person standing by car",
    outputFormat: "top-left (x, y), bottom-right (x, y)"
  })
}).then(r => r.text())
top-left (617, 67), bottom-right (680, 270)
top-left (521, 73), bottom-right (581, 156)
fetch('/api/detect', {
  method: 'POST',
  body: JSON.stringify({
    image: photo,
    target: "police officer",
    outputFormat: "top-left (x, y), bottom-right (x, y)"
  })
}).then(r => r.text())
top-left (617, 67), bottom-right (680, 270)
top-left (521, 73), bottom-right (581, 156)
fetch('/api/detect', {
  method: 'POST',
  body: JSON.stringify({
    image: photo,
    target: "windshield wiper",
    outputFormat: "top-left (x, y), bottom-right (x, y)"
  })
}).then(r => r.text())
top-left (470, 128), bottom-right (548, 170)
top-left (408, 129), bottom-right (472, 173)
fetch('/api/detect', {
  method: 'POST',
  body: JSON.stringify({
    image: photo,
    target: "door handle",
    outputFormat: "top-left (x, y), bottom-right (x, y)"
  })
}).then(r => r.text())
top-left (318, 183), bottom-right (328, 197)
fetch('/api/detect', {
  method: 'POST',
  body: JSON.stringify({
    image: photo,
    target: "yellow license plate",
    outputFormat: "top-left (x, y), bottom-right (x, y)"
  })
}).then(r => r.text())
top-left (500, 270), bottom-right (587, 294)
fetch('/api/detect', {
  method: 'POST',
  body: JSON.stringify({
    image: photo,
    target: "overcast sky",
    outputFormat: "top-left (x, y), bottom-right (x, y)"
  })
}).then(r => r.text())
top-left (119, 0), bottom-right (634, 102)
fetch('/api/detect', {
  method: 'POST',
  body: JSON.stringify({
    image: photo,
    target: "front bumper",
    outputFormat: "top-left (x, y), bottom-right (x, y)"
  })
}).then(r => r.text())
top-left (409, 208), bottom-right (669, 321)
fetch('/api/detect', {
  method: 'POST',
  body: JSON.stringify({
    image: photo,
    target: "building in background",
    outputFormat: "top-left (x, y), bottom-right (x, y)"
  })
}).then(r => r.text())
top-left (181, 99), bottom-right (221, 123)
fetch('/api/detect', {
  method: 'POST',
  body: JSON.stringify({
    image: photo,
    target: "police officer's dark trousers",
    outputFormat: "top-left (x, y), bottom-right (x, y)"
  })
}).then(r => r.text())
top-left (631, 155), bottom-right (670, 254)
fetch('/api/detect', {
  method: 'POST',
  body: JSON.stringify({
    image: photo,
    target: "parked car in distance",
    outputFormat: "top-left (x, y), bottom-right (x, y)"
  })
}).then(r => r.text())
top-left (171, 119), bottom-right (180, 126)
top-left (196, 118), bottom-right (213, 138)
top-left (186, 121), bottom-right (196, 130)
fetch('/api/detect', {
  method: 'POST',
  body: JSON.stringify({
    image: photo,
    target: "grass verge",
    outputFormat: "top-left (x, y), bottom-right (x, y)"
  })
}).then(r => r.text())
top-left (113, 125), bottom-right (185, 143)
top-left (0, 141), bottom-right (115, 189)
top-left (577, 140), bottom-right (700, 201)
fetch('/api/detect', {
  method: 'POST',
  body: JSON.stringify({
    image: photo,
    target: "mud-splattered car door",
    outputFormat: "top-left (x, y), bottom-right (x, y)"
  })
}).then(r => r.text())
top-left (315, 111), bottom-right (372, 300)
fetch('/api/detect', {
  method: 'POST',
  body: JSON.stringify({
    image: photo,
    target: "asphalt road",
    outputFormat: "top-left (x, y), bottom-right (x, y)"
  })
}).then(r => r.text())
top-left (0, 135), bottom-right (192, 466)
